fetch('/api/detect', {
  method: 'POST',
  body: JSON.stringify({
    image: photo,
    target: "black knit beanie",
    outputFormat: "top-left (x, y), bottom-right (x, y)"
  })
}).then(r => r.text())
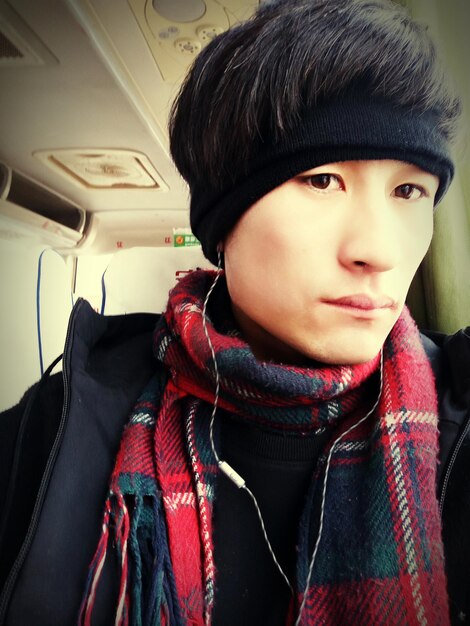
top-left (189, 91), bottom-right (454, 265)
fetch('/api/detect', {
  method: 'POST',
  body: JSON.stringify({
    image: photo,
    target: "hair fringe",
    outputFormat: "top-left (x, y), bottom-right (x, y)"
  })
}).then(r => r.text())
top-left (169, 0), bottom-right (462, 190)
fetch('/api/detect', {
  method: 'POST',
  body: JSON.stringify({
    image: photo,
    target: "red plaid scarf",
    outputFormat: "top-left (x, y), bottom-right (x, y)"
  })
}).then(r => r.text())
top-left (80, 270), bottom-right (449, 625)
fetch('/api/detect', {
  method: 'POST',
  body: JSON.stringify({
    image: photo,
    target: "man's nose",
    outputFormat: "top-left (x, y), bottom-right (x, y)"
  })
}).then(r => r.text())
top-left (338, 194), bottom-right (400, 273)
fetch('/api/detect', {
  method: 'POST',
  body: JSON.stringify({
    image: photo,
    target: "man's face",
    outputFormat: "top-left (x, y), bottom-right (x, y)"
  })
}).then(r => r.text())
top-left (223, 160), bottom-right (439, 365)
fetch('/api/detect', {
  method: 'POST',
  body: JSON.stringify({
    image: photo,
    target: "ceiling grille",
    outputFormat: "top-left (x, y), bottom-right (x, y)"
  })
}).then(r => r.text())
top-left (0, 3), bottom-right (57, 67)
top-left (0, 29), bottom-right (23, 59)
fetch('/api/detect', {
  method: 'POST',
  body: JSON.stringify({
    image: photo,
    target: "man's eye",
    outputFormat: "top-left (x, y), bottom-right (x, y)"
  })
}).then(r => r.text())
top-left (394, 184), bottom-right (426, 200)
top-left (303, 174), bottom-right (342, 191)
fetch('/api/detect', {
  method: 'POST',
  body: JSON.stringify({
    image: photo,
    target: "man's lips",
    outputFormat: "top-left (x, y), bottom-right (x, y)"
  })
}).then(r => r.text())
top-left (322, 294), bottom-right (396, 311)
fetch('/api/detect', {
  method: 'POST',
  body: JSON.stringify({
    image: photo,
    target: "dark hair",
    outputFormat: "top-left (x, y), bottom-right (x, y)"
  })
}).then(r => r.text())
top-left (169, 0), bottom-right (461, 191)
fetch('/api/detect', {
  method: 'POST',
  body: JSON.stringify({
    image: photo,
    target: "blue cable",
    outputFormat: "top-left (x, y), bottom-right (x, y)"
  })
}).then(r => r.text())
top-left (100, 265), bottom-right (108, 315)
top-left (36, 249), bottom-right (47, 377)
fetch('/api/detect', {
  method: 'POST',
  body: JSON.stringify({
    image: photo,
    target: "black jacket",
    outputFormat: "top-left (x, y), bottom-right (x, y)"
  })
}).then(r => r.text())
top-left (0, 299), bottom-right (469, 625)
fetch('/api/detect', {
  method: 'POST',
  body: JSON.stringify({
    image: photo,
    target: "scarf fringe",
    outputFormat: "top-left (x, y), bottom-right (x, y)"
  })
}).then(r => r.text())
top-left (151, 497), bottom-right (183, 626)
top-left (79, 494), bottom-right (131, 626)
top-left (129, 496), bottom-right (144, 626)
top-left (185, 401), bottom-right (216, 624)
top-left (80, 491), bottom-right (184, 626)
top-left (115, 494), bottom-right (131, 626)
top-left (79, 497), bottom-right (112, 626)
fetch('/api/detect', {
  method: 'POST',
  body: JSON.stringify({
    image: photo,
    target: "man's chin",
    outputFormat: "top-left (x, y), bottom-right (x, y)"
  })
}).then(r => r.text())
top-left (299, 334), bottom-right (386, 367)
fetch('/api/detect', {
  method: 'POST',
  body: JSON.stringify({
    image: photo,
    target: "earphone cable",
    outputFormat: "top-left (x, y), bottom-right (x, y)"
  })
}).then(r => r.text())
top-left (202, 252), bottom-right (223, 465)
top-left (202, 250), bottom-right (294, 596)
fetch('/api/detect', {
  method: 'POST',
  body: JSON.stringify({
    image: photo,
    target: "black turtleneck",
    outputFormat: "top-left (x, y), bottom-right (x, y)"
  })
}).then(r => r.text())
top-left (212, 416), bottom-right (330, 626)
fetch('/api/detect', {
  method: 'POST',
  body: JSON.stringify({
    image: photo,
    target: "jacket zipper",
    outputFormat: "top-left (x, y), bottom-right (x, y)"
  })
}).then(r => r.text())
top-left (0, 300), bottom-right (82, 624)
top-left (439, 413), bottom-right (470, 516)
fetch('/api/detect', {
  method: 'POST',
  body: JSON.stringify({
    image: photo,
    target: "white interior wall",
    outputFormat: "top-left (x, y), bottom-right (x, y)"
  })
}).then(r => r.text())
top-left (74, 246), bottom-right (213, 314)
top-left (0, 240), bottom-right (72, 411)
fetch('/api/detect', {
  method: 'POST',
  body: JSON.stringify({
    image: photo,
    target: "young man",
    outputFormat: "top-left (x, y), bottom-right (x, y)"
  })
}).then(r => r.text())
top-left (0, 1), bottom-right (469, 625)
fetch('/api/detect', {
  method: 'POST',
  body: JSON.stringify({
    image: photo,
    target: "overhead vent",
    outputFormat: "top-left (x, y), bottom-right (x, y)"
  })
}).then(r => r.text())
top-left (0, 30), bottom-right (23, 59)
top-left (127, 0), bottom-right (258, 82)
top-left (0, 1), bottom-right (58, 67)
top-left (34, 149), bottom-right (168, 190)
top-left (0, 163), bottom-right (85, 248)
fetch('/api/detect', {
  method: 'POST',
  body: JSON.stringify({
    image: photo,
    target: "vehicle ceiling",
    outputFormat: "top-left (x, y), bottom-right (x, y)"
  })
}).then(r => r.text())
top-left (0, 0), bottom-right (469, 261)
top-left (0, 0), bottom-right (259, 251)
